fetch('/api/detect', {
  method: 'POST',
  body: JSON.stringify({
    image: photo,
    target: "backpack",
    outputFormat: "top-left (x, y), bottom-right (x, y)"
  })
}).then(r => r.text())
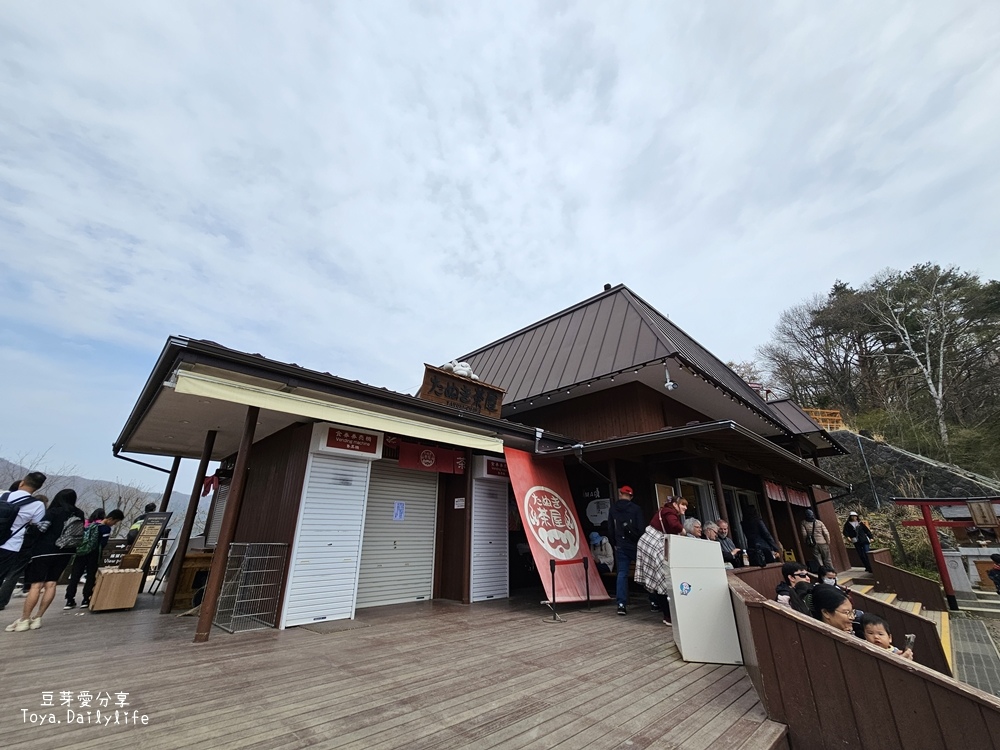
top-left (0, 492), bottom-right (41, 545)
top-left (619, 517), bottom-right (643, 544)
top-left (76, 523), bottom-right (102, 555)
top-left (55, 516), bottom-right (85, 550)
top-left (806, 521), bottom-right (817, 548)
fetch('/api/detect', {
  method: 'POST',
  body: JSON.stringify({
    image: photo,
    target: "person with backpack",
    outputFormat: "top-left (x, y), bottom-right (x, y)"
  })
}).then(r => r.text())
top-left (800, 509), bottom-right (833, 571)
top-left (607, 485), bottom-right (647, 617)
top-left (64, 508), bottom-right (125, 609)
top-left (5, 488), bottom-right (84, 632)
top-left (0, 472), bottom-right (47, 611)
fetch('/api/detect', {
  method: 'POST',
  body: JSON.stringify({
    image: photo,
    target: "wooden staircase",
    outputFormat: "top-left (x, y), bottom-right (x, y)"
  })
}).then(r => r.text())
top-left (838, 567), bottom-right (953, 672)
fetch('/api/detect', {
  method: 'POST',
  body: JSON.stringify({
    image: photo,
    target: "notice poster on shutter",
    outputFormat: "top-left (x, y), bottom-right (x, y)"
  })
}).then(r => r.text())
top-left (503, 447), bottom-right (609, 604)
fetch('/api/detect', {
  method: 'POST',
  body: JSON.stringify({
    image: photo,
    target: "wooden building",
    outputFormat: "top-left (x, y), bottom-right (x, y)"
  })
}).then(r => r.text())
top-left (455, 283), bottom-right (849, 564)
top-left (114, 284), bottom-right (848, 639)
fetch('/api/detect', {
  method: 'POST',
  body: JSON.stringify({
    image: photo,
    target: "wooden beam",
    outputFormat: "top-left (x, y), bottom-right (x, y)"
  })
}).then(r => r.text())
top-left (462, 448), bottom-right (473, 605)
top-left (784, 492), bottom-right (805, 564)
top-left (161, 432), bottom-right (215, 615)
top-left (158, 455), bottom-right (182, 512)
top-left (194, 407), bottom-right (259, 643)
top-left (712, 460), bottom-right (729, 525)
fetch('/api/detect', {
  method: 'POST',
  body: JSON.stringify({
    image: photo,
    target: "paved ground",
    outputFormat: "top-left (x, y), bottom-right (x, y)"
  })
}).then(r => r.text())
top-left (952, 616), bottom-right (1000, 697)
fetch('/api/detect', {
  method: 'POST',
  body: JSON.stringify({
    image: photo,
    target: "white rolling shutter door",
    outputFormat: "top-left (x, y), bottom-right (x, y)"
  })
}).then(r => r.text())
top-left (471, 480), bottom-right (509, 602)
top-left (282, 453), bottom-right (370, 626)
top-left (356, 461), bottom-right (438, 608)
top-left (205, 482), bottom-right (231, 548)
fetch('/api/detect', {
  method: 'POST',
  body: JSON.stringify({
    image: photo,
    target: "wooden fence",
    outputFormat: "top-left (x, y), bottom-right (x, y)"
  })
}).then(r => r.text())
top-left (849, 589), bottom-right (951, 676)
top-left (872, 558), bottom-right (948, 611)
top-left (732, 561), bottom-right (950, 676)
top-left (729, 576), bottom-right (1000, 749)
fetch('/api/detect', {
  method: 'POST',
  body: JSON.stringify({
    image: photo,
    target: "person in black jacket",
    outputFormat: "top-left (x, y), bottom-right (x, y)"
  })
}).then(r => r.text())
top-left (775, 562), bottom-right (812, 615)
top-left (607, 485), bottom-right (645, 616)
top-left (6, 489), bottom-right (84, 632)
top-left (843, 511), bottom-right (874, 572)
top-left (740, 506), bottom-right (780, 566)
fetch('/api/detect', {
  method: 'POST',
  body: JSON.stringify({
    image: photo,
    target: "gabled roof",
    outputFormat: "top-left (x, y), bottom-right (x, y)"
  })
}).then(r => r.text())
top-left (459, 284), bottom-right (785, 433)
top-left (114, 337), bottom-right (565, 463)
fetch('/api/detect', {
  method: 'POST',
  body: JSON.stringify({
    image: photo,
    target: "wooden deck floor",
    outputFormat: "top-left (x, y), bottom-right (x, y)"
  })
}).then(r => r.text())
top-left (1, 589), bottom-right (785, 750)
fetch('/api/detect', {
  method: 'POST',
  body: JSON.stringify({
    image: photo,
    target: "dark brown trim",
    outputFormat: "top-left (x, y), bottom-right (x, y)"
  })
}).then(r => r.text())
top-left (194, 408), bottom-right (258, 643)
top-left (162, 431), bottom-right (215, 614)
top-left (158, 456), bottom-right (182, 512)
top-left (712, 460), bottom-right (729, 525)
top-left (463, 448), bottom-right (473, 604)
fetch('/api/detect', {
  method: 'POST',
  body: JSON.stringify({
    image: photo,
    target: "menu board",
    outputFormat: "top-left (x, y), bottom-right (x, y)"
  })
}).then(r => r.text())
top-left (126, 512), bottom-right (172, 570)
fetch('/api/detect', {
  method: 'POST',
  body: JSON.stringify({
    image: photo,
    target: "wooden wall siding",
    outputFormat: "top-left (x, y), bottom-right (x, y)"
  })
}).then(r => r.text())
top-left (435, 471), bottom-right (470, 602)
top-left (872, 558), bottom-right (948, 611)
top-left (815, 493), bottom-right (851, 571)
top-left (233, 423), bottom-right (312, 546)
top-left (850, 589), bottom-right (951, 676)
top-left (728, 576), bottom-right (1000, 749)
top-left (515, 382), bottom-right (709, 443)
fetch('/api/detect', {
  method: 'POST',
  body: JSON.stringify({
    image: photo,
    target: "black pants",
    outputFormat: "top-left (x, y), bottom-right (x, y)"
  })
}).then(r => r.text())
top-left (0, 548), bottom-right (31, 609)
top-left (65, 550), bottom-right (100, 602)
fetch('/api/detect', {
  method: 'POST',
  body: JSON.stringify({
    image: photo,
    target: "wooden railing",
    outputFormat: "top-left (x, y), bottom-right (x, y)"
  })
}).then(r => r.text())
top-left (849, 589), bottom-right (951, 676)
top-left (872, 558), bottom-right (947, 611)
top-left (847, 546), bottom-right (894, 570)
top-left (731, 559), bottom-right (951, 676)
top-left (801, 407), bottom-right (845, 430)
top-left (729, 576), bottom-right (1000, 749)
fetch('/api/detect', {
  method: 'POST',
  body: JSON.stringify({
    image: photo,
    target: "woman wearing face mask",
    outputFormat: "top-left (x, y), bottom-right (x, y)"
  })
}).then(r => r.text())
top-left (843, 511), bottom-right (874, 572)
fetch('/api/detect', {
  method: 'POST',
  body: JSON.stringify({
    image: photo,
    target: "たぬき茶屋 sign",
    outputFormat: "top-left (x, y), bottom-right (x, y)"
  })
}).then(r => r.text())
top-left (503, 447), bottom-right (609, 604)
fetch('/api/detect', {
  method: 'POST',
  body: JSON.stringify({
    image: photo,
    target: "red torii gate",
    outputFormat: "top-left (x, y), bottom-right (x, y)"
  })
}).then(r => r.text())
top-left (892, 496), bottom-right (1000, 611)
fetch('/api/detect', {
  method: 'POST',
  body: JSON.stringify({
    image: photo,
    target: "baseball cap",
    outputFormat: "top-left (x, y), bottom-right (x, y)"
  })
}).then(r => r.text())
top-left (619, 485), bottom-right (634, 496)
top-left (848, 511), bottom-right (859, 517)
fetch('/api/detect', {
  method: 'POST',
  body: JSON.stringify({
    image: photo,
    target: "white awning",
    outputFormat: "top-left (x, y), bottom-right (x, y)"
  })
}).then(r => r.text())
top-left (173, 370), bottom-right (505, 453)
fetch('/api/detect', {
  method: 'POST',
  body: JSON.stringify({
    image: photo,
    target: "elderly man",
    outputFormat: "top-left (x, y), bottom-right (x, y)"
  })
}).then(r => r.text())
top-left (717, 519), bottom-right (744, 568)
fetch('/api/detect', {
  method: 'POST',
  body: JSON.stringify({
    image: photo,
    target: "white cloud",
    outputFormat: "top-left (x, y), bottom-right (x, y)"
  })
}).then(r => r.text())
top-left (1, 1), bottom-right (999, 479)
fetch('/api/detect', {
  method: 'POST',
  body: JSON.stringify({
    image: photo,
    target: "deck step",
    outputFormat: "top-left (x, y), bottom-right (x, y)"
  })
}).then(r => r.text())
top-left (894, 600), bottom-right (922, 616)
top-left (735, 720), bottom-right (789, 750)
top-left (921, 609), bottom-right (952, 672)
top-left (851, 584), bottom-right (874, 595)
top-left (867, 591), bottom-right (897, 604)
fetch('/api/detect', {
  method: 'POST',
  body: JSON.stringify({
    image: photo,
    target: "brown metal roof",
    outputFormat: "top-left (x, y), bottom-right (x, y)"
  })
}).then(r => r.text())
top-left (459, 284), bottom-right (783, 431)
top-left (766, 398), bottom-right (848, 456)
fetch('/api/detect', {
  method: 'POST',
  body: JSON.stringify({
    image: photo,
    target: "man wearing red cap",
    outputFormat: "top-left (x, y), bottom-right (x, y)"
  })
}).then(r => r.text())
top-left (608, 485), bottom-right (645, 616)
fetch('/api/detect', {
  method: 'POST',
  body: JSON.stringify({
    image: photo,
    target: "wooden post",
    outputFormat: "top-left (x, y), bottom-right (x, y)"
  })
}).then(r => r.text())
top-left (784, 493), bottom-right (806, 564)
top-left (462, 447), bottom-right (473, 605)
top-left (161, 433), bottom-right (215, 614)
top-left (194, 408), bottom-right (258, 643)
top-left (158, 456), bottom-right (182, 512)
top-left (760, 483), bottom-right (781, 559)
top-left (712, 461), bottom-right (729, 525)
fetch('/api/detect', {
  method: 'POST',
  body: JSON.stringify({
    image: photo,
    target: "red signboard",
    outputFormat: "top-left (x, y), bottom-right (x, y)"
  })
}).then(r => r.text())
top-left (503, 447), bottom-right (609, 604)
top-left (398, 442), bottom-right (465, 474)
top-left (485, 459), bottom-right (509, 478)
top-left (326, 428), bottom-right (380, 454)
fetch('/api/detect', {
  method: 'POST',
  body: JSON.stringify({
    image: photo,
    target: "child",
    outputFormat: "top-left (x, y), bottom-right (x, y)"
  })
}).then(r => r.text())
top-left (861, 613), bottom-right (913, 660)
top-left (987, 554), bottom-right (1000, 595)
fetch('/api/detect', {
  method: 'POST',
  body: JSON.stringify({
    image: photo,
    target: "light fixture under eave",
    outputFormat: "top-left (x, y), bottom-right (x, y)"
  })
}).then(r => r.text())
top-left (664, 363), bottom-right (679, 391)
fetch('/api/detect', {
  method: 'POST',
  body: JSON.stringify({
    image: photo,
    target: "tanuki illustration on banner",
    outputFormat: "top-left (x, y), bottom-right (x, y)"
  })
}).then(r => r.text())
top-left (503, 447), bottom-right (609, 603)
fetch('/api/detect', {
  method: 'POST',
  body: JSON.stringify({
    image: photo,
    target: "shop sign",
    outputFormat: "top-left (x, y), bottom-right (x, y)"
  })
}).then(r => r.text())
top-left (418, 364), bottom-right (505, 418)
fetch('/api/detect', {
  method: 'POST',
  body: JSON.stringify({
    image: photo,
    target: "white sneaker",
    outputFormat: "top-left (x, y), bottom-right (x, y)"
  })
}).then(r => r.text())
top-left (7, 618), bottom-right (31, 632)
top-left (5, 619), bottom-right (25, 632)
top-left (28, 616), bottom-right (41, 630)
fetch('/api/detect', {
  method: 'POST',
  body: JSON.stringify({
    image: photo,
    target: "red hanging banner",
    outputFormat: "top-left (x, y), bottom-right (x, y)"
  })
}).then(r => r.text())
top-left (503, 447), bottom-right (609, 604)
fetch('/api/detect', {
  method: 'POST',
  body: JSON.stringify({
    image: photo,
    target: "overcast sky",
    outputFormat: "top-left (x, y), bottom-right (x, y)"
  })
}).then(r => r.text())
top-left (1, 2), bottom-right (998, 493)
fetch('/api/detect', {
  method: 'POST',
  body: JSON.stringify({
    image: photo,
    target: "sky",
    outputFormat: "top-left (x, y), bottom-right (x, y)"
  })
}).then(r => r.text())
top-left (1, 2), bottom-right (999, 494)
